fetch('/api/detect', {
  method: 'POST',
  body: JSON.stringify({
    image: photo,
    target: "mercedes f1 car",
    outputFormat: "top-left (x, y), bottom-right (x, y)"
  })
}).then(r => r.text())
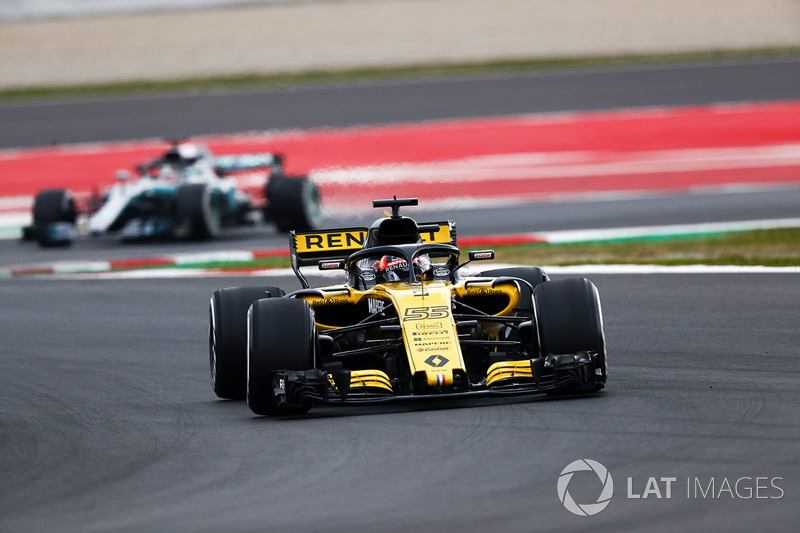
top-left (22, 140), bottom-right (320, 246)
top-left (209, 197), bottom-right (607, 416)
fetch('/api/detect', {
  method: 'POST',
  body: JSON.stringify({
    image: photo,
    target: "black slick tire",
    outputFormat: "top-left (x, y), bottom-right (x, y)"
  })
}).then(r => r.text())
top-left (209, 286), bottom-right (285, 399)
top-left (175, 183), bottom-right (222, 239)
top-left (31, 189), bottom-right (76, 246)
top-left (266, 175), bottom-right (320, 233)
top-left (534, 277), bottom-right (607, 391)
top-left (247, 298), bottom-right (316, 416)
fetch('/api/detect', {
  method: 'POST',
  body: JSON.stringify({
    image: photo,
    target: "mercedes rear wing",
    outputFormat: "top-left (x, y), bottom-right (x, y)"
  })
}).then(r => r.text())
top-left (290, 221), bottom-right (456, 288)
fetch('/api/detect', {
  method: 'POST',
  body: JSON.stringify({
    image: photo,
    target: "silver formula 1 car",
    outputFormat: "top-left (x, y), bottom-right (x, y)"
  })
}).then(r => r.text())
top-left (209, 197), bottom-right (607, 416)
top-left (23, 140), bottom-right (320, 246)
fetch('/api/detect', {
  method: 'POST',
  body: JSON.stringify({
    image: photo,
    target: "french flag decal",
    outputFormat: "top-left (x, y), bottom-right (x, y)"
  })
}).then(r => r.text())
top-left (436, 374), bottom-right (445, 386)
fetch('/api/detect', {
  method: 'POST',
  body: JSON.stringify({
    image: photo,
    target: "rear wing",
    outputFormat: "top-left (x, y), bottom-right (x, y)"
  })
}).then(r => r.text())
top-left (212, 153), bottom-right (285, 176)
top-left (290, 221), bottom-right (456, 288)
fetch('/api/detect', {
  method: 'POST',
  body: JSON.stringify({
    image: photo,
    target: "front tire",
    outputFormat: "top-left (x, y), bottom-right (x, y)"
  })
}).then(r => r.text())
top-left (30, 189), bottom-right (77, 246)
top-left (209, 286), bottom-right (285, 399)
top-left (534, 278), bottom-right (607, 391)
top-left (247, 298), bottom-right (317, 416)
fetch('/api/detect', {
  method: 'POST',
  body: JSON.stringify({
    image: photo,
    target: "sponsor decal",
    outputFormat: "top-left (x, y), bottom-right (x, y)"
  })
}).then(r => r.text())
top-left (311, 297), bottom-right (350, 306)
top-left (297, 230), bottom-right (365, 253)
top-left (414, 322), bottom-right (443, 330)
top-left (433, 267), bottom-right (450, 277)
top-left (367, 298), bottom-right (385, 313)
top-left (473, 252), bottom-right (493, 259)
top-left (424, 354), bottom-right (449, 368)
top-left (319, 261), bottom-right (344, 270)
top-left (403, 306), bottom-right (450, 322)
top-left (465, 288), bottom-right (504, 296)
top-left (376, 257), bottom-right (408, 274)
top-left (361, 272), bottom-right (376, 281)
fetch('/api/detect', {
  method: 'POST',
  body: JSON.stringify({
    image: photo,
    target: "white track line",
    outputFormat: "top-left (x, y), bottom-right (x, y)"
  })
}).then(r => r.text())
top-left (537, 217), bottom-right (800, 243)
top-left (310, 144), bottom-right (800, 186)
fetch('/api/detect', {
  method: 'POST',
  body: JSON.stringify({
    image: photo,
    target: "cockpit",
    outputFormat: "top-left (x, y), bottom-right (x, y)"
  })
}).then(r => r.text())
top-left (349, 243), bottom-right (460, 289)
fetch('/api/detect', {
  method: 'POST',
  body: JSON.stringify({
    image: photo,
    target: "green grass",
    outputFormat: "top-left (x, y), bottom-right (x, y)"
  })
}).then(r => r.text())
top-left (131, 256), bottom-right (290, 271)
top-left (2, 47), bottom-right (799, 102)
top-left (488, 228), bottom-right (800, 267)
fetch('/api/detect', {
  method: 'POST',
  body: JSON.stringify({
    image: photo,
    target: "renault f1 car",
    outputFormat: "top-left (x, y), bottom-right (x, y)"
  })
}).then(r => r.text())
top-left (209, 197), bottom-right (607, 416)
top-left (22, 140), bottom-right (320, 246)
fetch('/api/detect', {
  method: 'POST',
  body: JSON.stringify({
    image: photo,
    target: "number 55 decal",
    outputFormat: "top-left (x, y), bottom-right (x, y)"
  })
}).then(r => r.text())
top-left (403, 306), bottom-right (450, 321)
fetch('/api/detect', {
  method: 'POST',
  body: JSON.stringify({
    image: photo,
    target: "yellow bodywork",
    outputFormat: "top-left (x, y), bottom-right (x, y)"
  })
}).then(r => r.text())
top-left (327, 369), bottom-right (394, 392)
top-left (486, 360), bottom-right (533, 386)
top-left (300, 277), bottom-right (524, 390)
top-left (383, 282), bottom-right (465, 387)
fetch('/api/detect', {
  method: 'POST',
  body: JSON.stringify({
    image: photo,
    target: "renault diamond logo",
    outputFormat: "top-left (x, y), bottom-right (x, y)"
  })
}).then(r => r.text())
top-left (424, 354), bottom-right (449, 368)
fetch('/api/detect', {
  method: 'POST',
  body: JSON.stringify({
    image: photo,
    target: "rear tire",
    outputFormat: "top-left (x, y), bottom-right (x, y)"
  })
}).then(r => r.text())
top-left (247, 298), bottom-right (317, 416)
top-left (209, 286), bottom-right (285, 399)
top-left (266, 175), bottom-right (320, 233)
top-left (176, 183), bottom-right (222, 239)
top-left (534, 278), bottom-right (607, 391)
top-left (30, 189), bottom-right (76, 247)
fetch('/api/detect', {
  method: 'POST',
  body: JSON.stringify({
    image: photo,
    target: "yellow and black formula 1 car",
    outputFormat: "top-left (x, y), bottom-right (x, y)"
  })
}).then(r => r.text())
top-left (209, 197), bottom-right (607, 416)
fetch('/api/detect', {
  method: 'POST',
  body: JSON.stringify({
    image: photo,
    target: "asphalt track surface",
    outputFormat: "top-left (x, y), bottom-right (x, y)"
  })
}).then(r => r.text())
top-left (2, 60), bottom-right (800, 531)
top-left (2, 273), bottom-right (799, 531)
top-left (1, 59), bottom-right (800, 149)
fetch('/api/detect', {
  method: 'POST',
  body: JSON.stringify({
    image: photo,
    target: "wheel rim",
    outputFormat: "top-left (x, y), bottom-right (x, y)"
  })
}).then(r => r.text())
top-left (203, 190), bottom-right (222, 236)
top-left (301, 181), bottom-right (321, 227)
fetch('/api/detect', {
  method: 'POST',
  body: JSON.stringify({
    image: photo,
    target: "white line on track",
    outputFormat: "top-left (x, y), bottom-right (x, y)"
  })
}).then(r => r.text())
top-left (309, 144), bottom-right (800, 186)
top-left (0, 196), bottom-right (32, 209)
top-left (536, 217), bottom-right (800, 243)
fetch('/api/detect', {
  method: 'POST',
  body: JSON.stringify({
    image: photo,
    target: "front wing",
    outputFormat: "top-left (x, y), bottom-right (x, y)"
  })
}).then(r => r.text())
top-left (274, 352), bottom-right (603, 410)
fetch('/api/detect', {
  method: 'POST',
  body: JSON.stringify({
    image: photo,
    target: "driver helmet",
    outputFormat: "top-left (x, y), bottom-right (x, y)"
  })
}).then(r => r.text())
top-left (373, 254), bottom-right (432, 282)
top-left (164, 143), bottom-right (203, 166)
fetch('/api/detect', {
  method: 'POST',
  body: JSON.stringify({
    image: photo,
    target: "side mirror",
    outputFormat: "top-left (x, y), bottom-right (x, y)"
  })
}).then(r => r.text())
top-left (468, 250), bottom-right (495, 261)
top-left (454, 250), bottom-right (495, 275)
top-left (318, 260), bottom-right (346, 271)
